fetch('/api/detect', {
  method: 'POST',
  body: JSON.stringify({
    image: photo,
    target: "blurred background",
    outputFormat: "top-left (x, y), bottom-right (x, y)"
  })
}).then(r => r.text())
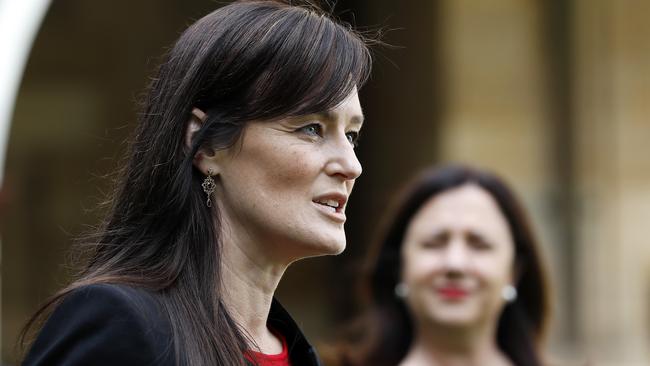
top-left (1, 0), bottom-right (648, 365)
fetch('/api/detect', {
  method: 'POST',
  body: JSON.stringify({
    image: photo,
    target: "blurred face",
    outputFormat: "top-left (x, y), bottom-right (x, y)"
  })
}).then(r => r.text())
top-left (214, 90), bottom-right (363, 262)
top-left (400, 184), bottom-right (515, 329)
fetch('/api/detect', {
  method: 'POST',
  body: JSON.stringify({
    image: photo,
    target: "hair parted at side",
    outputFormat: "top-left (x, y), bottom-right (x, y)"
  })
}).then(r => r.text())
top-left (20, 1), bottom-right (373, 365)
top-left (330, 164), bottom-right (550, 366)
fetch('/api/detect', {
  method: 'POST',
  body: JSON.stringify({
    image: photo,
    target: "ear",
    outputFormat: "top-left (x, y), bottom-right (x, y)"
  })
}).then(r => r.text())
top-left (185, 108), bottom-right (221, 175)
top-left (185, 107), bottom-right (207, 150)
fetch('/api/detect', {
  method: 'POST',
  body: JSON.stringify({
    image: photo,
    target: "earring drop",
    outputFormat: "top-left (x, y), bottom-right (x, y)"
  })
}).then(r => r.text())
top-left (502, 285), bottom-right (518, 302)
top-left (201, 169), bottom-right (216, 207)
top-left (395, 282), bottom-right (409, 299)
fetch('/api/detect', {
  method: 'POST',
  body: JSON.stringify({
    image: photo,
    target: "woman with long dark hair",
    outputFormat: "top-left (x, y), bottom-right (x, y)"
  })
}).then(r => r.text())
top-left (20, 1), bottom-right (372, 365)
top-left (329, 164), bottom-right (551, 366)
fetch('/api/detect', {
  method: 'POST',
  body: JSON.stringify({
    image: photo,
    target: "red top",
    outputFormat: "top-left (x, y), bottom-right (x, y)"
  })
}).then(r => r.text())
top-left (245, 331), bottom-right (292, 366)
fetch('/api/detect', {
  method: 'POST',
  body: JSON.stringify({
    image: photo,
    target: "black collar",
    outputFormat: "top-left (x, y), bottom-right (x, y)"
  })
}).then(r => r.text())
top-left (265, 298), bottom-right (322, 366)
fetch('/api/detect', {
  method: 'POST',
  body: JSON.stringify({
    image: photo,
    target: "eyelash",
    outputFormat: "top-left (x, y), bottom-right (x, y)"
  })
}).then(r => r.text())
top-left (346, 131), bottom-right (360, 147)
top-left (297, 123), bottom-right (361, 147)
top-left (298, 123), bottom-right (323, 137)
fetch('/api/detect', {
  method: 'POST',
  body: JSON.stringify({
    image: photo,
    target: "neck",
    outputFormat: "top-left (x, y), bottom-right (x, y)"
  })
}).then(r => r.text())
top-left (401, 319), bottom-right (511, 366)
top-left (219, 214), bottom-right (288, 354)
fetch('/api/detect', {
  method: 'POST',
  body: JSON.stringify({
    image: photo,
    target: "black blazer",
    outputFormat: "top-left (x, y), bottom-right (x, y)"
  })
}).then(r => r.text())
top-left (24, 284), bottom-right (322, 366)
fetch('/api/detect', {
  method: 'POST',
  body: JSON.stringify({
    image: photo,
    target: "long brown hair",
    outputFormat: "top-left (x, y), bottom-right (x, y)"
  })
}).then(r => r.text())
top-left (334, 164), bottom-right (551, 366)
top-left (20, 1), bottom-right (372, 365)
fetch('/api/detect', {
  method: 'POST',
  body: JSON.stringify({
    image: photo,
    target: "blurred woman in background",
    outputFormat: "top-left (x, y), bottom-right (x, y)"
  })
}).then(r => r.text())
top-left (21, 1), bottom-right (372, 365)
top-left (329, 164), bottom-right (551, 366)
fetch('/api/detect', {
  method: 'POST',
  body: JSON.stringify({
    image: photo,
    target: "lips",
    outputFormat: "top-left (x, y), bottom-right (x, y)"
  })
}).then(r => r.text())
top-left (313, 192), bottom-right (348, 222)
top-left (313, 193), bottom-right (347, 213)
top-left (315, 198), bottom-right (341, 211)
top-left (437, 286), bottom-right (469, 300)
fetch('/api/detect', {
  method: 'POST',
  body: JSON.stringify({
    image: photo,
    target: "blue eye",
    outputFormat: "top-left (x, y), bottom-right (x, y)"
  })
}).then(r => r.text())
top-left (346, 131), bottom-right (360, 147)
top-left (298, 123), bottom-right (323, 137)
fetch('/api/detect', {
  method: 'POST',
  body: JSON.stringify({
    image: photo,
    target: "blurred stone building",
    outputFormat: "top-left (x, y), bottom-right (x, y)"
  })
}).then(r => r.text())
top-left (2, 0), bottom-right (648, 365)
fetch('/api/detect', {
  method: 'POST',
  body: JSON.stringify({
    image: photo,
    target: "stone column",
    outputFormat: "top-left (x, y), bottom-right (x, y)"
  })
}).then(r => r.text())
top-left (574, 0), bottom-right (650, 364)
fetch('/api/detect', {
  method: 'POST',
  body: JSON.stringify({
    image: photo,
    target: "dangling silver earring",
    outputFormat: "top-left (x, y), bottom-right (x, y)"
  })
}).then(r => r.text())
top-left (201, 169), bottom-right (216, 207)
top-left (395, 282), bottom-right (409, 299)
top-left (502, 285), bottom-right (518, 302)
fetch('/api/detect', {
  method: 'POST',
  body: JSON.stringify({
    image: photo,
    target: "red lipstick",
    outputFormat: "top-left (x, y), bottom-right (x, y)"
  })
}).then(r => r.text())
top-left (437, 287), bottom-right (469, 300)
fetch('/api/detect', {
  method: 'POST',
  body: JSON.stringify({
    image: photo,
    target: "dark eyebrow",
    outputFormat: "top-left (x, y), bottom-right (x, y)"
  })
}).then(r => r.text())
top-left (429, 228), bottom-right (449, 239)
top-left (466, 230), bottom-right (494, 245)
top-left (315, 110), bottom-right (364, 128)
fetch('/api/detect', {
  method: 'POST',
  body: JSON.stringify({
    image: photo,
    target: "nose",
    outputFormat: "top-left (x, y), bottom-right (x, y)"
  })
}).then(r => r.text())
top-left (442, 239), bottom-right (470, 274)
top-left (324, 134), bottom-right (362, 180)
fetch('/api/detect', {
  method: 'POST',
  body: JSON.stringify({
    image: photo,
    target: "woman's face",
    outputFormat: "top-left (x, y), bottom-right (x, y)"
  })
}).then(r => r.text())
top-left (400, 184), bottom-right (515, 329)
top-left (214, 90), bottom-right (363, 262)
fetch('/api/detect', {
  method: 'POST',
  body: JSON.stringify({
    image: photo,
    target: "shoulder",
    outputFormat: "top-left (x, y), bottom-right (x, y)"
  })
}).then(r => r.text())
top-left (24, 283), bottom-right (174, 366)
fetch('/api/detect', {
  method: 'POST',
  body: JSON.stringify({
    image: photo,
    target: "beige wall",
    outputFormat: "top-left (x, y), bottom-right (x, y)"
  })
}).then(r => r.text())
top-left (574, 0), bottom-right (650, 364)
top-left (437, 0), bottom-right (650, 364)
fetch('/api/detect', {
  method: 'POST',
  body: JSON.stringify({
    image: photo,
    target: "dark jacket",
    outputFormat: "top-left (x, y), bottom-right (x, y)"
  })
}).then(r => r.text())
top-left (24, 283), bottom-right (322, 366)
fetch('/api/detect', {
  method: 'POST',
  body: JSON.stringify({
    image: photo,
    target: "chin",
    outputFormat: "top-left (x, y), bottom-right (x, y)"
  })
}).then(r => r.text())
top-left (326, 231), bottom-right (347, 255)
top-left (303, 235), bottom-right (347, 258)
top-left (429, 310), bottom-right (482, 328)
top-left (315, 239), bottom-right (346, 256)
top-left (329, 240), bottom-right (346, 255)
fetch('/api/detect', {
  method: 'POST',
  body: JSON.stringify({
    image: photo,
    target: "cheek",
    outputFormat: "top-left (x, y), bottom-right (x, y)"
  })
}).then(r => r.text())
top-left (402, 251), bottom-right (440, 284)
top-left (472, 252), bottom-right (514, 286)
top-left (248, 144), bottom-right (317, 189)
top-left (282, 150), bottom-right (313, 182)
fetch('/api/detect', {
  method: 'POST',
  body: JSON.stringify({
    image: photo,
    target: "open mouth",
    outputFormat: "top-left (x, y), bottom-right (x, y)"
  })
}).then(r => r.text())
top-left (312, 193), bottom-right (347, 223)
top-left (314, 198), bottom-right (342, 213)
